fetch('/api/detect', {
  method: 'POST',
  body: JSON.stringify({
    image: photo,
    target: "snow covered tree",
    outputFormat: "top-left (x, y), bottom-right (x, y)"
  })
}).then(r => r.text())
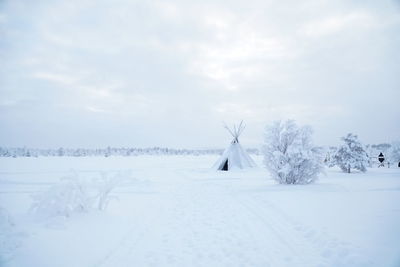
top-left (57, 147), bottom-right (64, 157)
top-left (262, 120), bottom-right (324, 185)
top-left (334, 133), bottom-right (368, 173)
top-left (388, 141), bottom-right (400, 166)
top-left (324, 146), bottom-right (338, 167)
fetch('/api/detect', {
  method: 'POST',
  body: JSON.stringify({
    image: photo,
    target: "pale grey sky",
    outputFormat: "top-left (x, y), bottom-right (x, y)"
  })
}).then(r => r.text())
top-left (1, 0), bottom-right (399, 148)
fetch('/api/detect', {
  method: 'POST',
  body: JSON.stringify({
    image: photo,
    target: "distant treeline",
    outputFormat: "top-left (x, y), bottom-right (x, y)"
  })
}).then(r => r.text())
top-left (0, 147), bottom-right (261, 158)
top-left (0, 143), bottom-right (391, 158)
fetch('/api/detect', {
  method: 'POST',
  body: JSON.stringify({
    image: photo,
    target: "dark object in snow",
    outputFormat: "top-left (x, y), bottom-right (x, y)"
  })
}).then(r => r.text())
top-left (398, 162), bottom-right (400, 168)
top-left (378, 152), bottom-right (385, 167)
top-left (378, 153), bottom-right (385, 163)
top-left (221, 160), bottom-right (229, 171)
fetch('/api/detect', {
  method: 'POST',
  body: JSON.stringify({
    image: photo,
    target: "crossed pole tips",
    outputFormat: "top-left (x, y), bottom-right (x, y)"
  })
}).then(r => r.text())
top-left (223, 120), bottom-right (246, 142)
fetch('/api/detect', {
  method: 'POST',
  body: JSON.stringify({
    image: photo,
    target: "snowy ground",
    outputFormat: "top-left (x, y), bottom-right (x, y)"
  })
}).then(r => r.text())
top-left (1, 156), bottom-right (400, 267)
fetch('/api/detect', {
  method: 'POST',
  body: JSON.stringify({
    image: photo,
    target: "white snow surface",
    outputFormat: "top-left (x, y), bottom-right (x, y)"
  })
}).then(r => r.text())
top-left (0, 156), bottom-right (399, 267)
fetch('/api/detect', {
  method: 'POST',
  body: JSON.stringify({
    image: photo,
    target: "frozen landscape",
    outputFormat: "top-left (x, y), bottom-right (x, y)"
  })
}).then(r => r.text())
top-left (1, 155), bottom-right (399, 267)
top-left (1, 0), bottom-right (399, 266)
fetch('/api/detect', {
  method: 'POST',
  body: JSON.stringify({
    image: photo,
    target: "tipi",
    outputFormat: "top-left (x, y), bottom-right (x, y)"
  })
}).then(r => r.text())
top-left (213, 121), bottom-right (257, 171)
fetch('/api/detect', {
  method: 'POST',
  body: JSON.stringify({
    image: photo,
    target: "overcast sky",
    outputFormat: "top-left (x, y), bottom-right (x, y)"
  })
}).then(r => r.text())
top-left (1, 0), bottom-right (399, 149)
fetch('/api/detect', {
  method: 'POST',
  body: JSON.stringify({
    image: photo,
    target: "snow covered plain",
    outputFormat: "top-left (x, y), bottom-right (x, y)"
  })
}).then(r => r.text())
top-left (1, 156), bottom-right (400, 267)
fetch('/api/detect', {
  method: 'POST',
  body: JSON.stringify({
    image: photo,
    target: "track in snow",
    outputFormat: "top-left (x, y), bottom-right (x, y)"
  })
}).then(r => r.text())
top-left (92, 170), bottom-right (364, 267)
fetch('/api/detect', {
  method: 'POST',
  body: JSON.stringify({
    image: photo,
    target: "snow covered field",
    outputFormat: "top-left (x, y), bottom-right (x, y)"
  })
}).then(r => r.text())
top-left (1, 156), bottom-right (400, 267)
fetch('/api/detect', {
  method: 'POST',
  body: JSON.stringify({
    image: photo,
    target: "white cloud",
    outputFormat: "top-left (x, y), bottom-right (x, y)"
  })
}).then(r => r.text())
top-left (31, 72), bottom-right (77, 85)
top-left (299, 11), bottom-right (378, 37)
top-left (85, 106), bottom-right (109, 113)
top-left (0, 0), bottom-right (399, 147)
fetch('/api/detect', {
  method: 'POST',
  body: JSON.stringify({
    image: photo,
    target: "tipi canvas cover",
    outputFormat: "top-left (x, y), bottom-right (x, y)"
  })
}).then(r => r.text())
top-left (213, 122), bottom-right (257, 171)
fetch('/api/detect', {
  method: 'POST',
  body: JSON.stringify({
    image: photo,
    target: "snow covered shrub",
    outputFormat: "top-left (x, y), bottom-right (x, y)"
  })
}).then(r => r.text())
top-left (0, 207), bottom-right (22, 264)
top-left (262, 120), bottom-right (324, 184)
top-left (388, 141), bottom-right (400, 166)
top-left (94, 171), bottom-right (125, 211)
top-left (30, 172), bottom-right (92, 219)
top-left (324, 146), bottom-right (338, 167)
top-left (334, 133), bottom-right (368, 173)
top-left (30, 171), bottom-right (124, 219)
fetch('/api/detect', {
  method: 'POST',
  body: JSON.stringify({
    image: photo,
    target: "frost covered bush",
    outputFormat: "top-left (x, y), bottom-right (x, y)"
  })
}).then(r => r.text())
top-left (30, 171), bottom-right (124, 219)
top-left (94, 171), bottom-right (126, 211)
top-left (0, 207), bottom-right (22, 264)
top-left (334, 133), bottom-right (368, 173)
top-left (30, 172), bottom-right (92, 218)
top-left (262, 120), bottom-right (324, 185)
top-left (324, 146), bottom-right (338, 167)
top-left (388, 141), bottom-right (400, 166)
